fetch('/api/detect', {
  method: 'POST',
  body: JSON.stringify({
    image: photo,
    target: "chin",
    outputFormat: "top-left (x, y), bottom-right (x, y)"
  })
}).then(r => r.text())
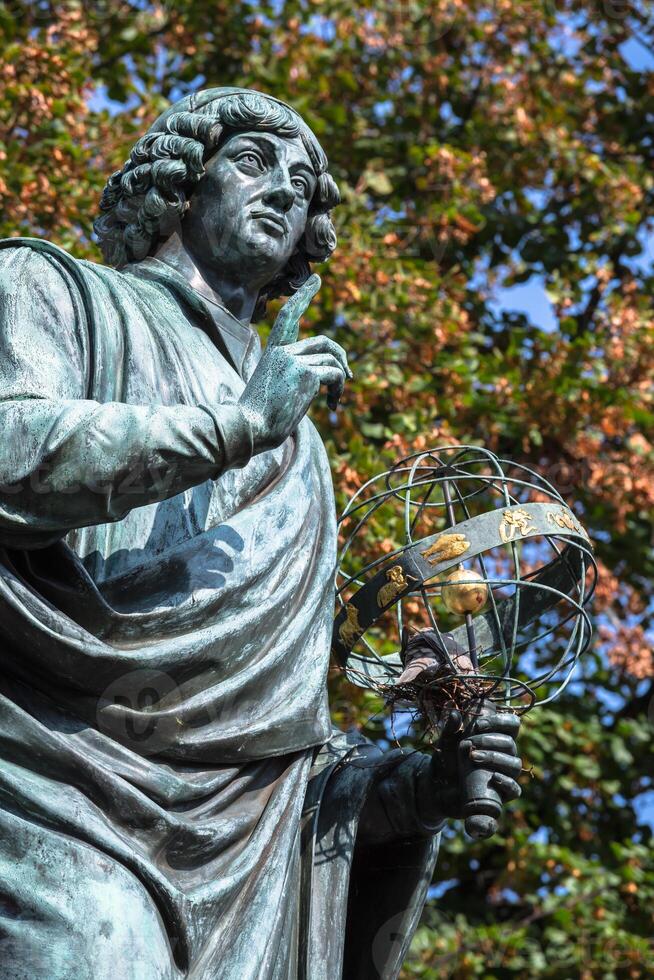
top-left (244, 233), bottom-right (292, 275)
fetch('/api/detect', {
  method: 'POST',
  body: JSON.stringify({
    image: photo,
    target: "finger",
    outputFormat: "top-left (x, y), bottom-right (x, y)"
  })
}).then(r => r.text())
top-left (468, 710), bottom-right (520, 737)
top-left (287, 336), bottom-right (352, 378)
top-left (440, 710), bottom-right (463, 736)
top-left (466, 733), bottom-right (518, 755)
top-left (301, 358), bottom-right (347, 410)
top-left (327, 379), bottom-right (345, 411)
top-left (490, 772), bottom-right (522, 801)
top-left (268, 275), bottom-right (321, 347)
top-left (322, 369), bottom-right (346, 411)
top-left (308, 365), bottom-right (346, 411)
top-left (295, 353), bottom-right (348, 374)
top-left (469, 750), bottom-right (522, 777)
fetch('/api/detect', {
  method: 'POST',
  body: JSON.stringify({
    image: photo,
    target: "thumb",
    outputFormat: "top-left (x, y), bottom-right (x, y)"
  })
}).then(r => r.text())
top-left (440, 709), bottom-right (463, 737)
top-left (268, 274), bottom-right (321, 347)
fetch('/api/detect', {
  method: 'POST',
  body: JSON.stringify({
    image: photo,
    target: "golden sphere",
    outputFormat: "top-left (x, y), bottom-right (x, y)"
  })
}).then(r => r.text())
top-left (441, 567), bottom-right (488, 615)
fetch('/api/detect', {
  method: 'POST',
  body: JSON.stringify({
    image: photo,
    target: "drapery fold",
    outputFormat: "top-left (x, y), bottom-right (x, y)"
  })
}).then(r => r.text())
top-left (0, 242), bottom-right (437, 979)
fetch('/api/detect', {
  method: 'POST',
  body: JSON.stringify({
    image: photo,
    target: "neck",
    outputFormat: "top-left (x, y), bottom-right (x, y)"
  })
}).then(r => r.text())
top-left (153, 233), bottom-right (258, 323)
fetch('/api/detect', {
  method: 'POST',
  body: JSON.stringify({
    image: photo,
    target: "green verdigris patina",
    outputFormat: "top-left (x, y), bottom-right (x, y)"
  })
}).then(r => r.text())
top-left (0, 89), bottom-right (521, 979)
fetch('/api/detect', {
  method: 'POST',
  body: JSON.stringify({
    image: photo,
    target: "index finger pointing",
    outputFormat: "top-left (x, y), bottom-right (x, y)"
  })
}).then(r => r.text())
top-left (268, 274), bottom-right (322, 347)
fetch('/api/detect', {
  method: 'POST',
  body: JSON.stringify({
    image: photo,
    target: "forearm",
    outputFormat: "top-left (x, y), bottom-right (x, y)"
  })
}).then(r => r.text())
top-left (0, 397), bottom-right (252, 543)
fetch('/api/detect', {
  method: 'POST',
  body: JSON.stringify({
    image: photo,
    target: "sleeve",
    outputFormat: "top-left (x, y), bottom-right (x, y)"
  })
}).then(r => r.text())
top-left (0, 246), bottom-right (253, 547)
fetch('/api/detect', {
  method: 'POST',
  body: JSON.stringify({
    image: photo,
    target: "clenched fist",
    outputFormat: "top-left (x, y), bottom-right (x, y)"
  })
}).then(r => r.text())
top-left (426, 705), bottom-right (522, 839)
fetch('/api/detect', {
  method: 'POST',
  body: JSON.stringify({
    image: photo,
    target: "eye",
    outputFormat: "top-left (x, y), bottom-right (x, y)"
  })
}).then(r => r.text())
top-left (292, 176), bottom-right (310, 197)
top-left (235, 150), bottom-right (265, 172)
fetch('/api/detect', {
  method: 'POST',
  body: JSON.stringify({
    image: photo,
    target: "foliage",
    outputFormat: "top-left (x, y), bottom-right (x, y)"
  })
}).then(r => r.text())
top-left (1, 1), bottom-right (652, 975)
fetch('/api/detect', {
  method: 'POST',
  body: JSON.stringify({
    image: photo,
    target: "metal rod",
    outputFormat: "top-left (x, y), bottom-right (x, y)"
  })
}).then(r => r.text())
top-left (442, 475), bottom-right (479, 669)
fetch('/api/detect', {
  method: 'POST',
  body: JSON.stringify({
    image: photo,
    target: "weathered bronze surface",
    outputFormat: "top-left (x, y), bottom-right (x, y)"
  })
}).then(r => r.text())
top-left (0, 88), bottom-right (521, 979)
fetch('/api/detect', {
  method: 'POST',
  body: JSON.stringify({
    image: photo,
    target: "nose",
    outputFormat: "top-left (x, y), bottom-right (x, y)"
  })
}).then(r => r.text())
top-left (263, 167), bottom-right (295, 213)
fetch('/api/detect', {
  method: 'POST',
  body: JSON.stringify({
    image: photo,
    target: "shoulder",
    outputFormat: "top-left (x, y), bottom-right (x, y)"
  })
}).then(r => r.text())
top-left (0, 239), bottom-right (84, 319)
top-left (0, 237), bottom-right (81, 273)
top-left (0, 238), bottom-right (134, 326)
top-left (0, 240), bottom-right (95, 397)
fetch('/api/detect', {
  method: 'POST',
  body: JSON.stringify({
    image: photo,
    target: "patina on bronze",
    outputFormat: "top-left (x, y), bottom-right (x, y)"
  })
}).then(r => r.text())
top-left (0, 89), bottom-right (521, 980)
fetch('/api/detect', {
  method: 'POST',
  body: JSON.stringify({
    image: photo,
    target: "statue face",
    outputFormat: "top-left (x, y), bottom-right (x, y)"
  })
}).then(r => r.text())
top-left (182, 130), bottom-right (318, 286)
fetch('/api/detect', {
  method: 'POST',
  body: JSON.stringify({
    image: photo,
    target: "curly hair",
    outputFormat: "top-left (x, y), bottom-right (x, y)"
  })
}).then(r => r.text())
top-left (94, 90), bottom-right (341, 320)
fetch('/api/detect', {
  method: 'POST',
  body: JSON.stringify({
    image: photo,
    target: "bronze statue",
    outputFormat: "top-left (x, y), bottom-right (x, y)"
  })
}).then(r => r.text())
top-left (0, 88), bottom-right (520, 980)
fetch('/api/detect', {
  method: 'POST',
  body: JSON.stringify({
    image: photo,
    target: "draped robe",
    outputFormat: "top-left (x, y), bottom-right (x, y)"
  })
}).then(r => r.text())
top-left (0, 241), bottom-right (440, 980)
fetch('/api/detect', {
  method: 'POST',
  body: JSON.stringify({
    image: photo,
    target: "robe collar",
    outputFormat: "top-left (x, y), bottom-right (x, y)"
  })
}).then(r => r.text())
top-left (126, 256), bottom-right (254, 377)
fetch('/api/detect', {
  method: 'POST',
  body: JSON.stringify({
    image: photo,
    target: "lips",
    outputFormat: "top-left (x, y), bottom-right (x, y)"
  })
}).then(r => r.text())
top-left (250, 210), bottom-right (288, 235)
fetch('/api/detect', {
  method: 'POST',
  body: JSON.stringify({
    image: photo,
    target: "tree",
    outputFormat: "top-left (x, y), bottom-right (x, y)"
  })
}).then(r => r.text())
top-left (1, 1), bottom-right (652, 975)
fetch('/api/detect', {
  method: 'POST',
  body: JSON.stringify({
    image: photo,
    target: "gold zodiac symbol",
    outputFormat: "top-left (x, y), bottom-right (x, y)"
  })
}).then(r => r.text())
top-left (546, 507), bottom-right (588, 538)
top-left (499, 508), bottom-right (537, 543)
top-left (421, 533), bottom-right (471, 566)
top-left (377, 565), bottom-right (409, 608)
top-left (338, 603), bottom-right (363, 648)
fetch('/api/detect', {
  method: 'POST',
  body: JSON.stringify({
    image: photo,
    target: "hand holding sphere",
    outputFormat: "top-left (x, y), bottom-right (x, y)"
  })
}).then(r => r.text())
top-left (333, 446), bottom-right (596, 839)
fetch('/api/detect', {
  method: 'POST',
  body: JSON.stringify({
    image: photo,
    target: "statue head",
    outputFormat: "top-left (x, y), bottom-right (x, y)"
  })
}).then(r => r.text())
top-left (94, 88), bottom-right (340, 320)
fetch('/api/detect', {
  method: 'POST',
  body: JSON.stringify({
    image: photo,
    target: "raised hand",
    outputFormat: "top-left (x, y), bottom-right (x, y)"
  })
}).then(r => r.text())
top-left (237, 274), bottom-right (352, 455)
